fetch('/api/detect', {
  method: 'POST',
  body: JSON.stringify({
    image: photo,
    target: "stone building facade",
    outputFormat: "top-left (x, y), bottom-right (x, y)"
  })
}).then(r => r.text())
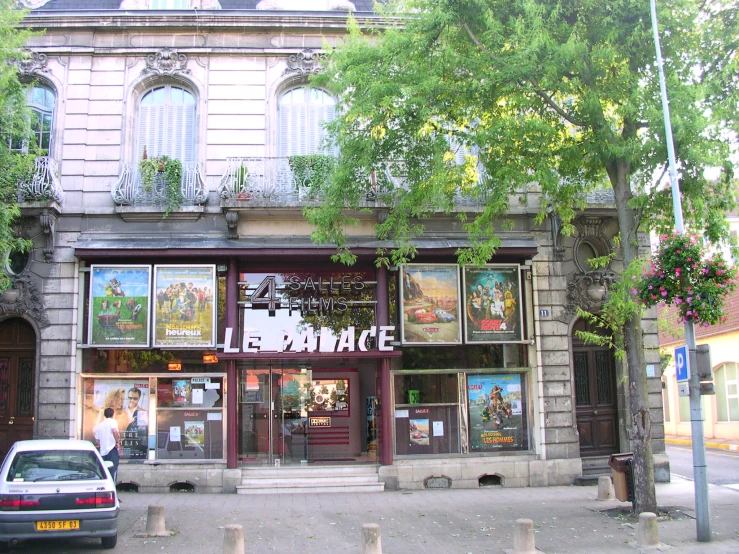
top-left (0, 0), bottom-right (668, 493)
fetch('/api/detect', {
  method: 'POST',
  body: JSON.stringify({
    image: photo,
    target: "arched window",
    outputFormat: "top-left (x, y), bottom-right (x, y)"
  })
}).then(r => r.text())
top-left (135, 85), bottom-right (195, 161)
top-left (278, 87), bottom-right (336, 157)
top-left (715, 363), bottom-right (739, 422)
top-left (8, 85), bottom-right (55, 154)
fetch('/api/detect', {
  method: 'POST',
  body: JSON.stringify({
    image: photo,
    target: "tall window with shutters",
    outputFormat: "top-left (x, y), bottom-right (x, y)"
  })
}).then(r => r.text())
top-left (136, 85), bottom-right (195, 162)
top-left (277, 87), bottom-right (337, 157)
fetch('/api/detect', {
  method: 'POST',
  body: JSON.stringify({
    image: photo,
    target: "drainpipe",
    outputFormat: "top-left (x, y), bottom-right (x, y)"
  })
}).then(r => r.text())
top-left (528, 263), bottom-right (547, 461)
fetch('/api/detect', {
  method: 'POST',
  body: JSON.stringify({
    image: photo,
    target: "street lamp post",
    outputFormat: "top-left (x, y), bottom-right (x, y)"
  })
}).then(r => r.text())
top-left (649, 0), bottom-right (711, 542)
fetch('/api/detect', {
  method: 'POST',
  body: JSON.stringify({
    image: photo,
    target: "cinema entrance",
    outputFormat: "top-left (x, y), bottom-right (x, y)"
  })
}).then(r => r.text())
top-left (237, 362), bottom-right (379, 466)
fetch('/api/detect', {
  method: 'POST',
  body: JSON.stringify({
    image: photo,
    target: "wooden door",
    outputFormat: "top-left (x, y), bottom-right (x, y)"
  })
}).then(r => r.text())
top-left (0, 319), bottom-right (36, 457)
top-left (574, 345), bottom-right (619, 457)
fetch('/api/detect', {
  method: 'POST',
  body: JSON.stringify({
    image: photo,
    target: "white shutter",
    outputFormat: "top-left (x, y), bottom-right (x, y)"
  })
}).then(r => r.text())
top-left (278, 103), bottom-right (291, 157)
top-left (183, 103), bottom-right (195, 162)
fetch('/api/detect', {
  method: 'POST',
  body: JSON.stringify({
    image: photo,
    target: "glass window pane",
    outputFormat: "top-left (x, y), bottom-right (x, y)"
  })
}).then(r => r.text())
top-left (171, 87), bottom-right (184, 104)
top-left (729, 384), bottom-right (738, 396)
top-left (730, 398), bottom-right (739, 422)
top-left (142, 87), bottom-right (165, 105)
top-left (393, 373), bottom-right (458, 404)
top-left (726, 363), bottom-right (737, 381)
top-left (32, 86), bottom-right (45, 105)
top-left (716, 365), bottom-right (728, 422)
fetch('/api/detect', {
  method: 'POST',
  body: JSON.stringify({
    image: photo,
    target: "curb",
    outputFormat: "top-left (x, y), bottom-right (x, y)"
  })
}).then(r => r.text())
top-left (665, 437), bottom-right (739, 451)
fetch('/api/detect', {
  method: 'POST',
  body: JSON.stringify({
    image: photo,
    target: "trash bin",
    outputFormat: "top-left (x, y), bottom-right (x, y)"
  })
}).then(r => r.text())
top-left (608, 452), bottom-right (634, 502)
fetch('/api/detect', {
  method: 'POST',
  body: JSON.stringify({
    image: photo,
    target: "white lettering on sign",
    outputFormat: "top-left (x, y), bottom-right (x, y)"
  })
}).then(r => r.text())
top-left (222, 325), bottom-right (396, 354)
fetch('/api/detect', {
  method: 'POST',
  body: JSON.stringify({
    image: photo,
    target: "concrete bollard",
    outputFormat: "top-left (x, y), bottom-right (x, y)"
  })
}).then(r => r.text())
top-left (144, 504), bottom-right (169, 537)
top-left (637, 512), bottom-right (660, 547)
top-left (223, 524), bottom-right (245, 554)
top-left (361, 522), bottom-right (382, 554)
top-left (513, 518), bottom-right (536, 554)
top-left (597, 475), bottom-right (614, 500)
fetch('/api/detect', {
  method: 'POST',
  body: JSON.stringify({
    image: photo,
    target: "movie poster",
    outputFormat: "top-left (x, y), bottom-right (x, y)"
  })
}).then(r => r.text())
top-left (153, 265), bottom-right (216, 348)
top-left (463, 265), bottom-right (523, 343)
top-left (399, 264), bottom-right (462, 345)
top-left (467, 373), bottom-right (527, 452)
top-left (409, 419), bottom-right (430, 446)
top-left (184, 421), bottom-right (205, 447)
top-left (82, 378), bottom-right (150, 460)
top-left (88, 265), bottom-right (151, 347)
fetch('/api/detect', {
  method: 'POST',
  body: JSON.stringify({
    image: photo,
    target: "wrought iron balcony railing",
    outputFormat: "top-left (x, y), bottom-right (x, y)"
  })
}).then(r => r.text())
top-left (17, 156), bottom-right (63, 204)
top-left (112, 162), bottom-right (207, 207)
top-left (218, 157), bottom-right (489, 207)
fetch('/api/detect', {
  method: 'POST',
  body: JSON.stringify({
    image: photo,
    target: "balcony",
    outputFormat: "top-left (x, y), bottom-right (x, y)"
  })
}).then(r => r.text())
top-left (17, 156), bottom-right (63, 204)
top-left (112, 161), bottom-right (207, 208)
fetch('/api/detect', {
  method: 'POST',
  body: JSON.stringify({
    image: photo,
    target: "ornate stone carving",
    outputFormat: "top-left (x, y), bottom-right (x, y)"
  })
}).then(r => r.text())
top-left (13, 51), bottom-right (50, 78)
top-left (39, 210), bottom-right (56, 263)
top-left (283, 49), bottom-right (325, 77)
top-left (329, 0), bottom-right (355, 10)
top-left (548, 209), bottom-right (566, 261)
top-left (564, 269), bottom-right (619, 316)
top-left (0, 275), bottom-right (50, 329)
top-left (141, 48), bottom-right (191, 77)
top-left (19, 0), bottom-right (53, 8)
top-left (225, 211), bottom-right (239, 240)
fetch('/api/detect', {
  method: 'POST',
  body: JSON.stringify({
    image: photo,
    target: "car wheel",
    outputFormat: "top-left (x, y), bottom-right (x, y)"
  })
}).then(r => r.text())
top-left (101, 534), bottom-right (118, 549)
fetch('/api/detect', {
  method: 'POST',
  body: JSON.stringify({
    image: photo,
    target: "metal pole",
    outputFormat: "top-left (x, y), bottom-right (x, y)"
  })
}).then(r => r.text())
top-left (650, 0), bottom-right (711, 541)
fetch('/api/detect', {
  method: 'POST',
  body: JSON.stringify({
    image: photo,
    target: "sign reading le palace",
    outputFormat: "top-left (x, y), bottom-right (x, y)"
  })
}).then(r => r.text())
top-left (222, 273), bottom-right (396, 354)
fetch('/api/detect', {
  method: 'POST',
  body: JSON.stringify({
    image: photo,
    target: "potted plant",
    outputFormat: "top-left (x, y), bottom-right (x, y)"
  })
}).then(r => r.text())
top-left (635, 232), bottom-right (737, 326)
top-left (138, 147), bottom-right (184, 216)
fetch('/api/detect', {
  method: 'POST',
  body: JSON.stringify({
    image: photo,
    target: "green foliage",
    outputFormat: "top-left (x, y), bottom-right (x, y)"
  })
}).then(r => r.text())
top-left (636, 233), bottom-right (737, 326)
top-left (0, 0), bottom-right (42, 291)
top-left (575, 258), bottom-right (644, 360)
top-left (138, 156), bottom-right (183, 217)
top-left (289, 154), bottom-right (337, 195)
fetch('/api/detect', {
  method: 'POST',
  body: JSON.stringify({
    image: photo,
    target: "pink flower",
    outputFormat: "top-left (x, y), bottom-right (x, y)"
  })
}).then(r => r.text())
top-left (687, 296), bottom-right (693, 303)
top-left (631, 288), bottom-right (638, 295)
top-left (661, 291), bottom-right (667, 297)
top-left (686, 310), bottom-right (693, 316)
top-left (632, 275), bottom-right (637, 280)
top-left (648, 285), bottom-right (653, 290)
top-left (687, 257), bottom-right (692, 262)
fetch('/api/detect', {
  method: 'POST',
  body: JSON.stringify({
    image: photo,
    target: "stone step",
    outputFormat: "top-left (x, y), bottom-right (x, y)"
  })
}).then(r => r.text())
top-left (241, 465), bottom-right (379, 479)
top-left (236, 483), bottom-right (385, 495)
top-left (240, 475), bottom-right (382, 487)
top-left (237, 464), bottom-right (384, 495)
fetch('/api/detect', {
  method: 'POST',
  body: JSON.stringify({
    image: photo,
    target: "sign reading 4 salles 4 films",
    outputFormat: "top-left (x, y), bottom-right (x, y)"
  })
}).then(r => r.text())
top-left (153, 265), bottom-right (217, 348)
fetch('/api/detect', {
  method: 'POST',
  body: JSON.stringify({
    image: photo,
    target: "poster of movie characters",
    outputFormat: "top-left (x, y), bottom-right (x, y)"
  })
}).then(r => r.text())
top-left (153, 265), bottom-right (216, 348)
top-left (400, 264), bottom-right (462, 345)
top-left (467, 373), bottom-right (527, 452)
top-left (82, 379), bottom-right (150, 460)
top-left (88, 265), bottom-right (151, 347)
top-left (463, 265), bottom-right (523, 343)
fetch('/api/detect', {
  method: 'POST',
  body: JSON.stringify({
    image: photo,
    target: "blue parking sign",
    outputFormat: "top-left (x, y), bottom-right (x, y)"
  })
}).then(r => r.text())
top-left (675, 345), bottom-right (690, 382)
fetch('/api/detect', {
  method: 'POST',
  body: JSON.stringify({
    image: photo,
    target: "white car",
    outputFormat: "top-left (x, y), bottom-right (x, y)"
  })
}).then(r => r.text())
top-left (0, 439), bottom-right (119, 551)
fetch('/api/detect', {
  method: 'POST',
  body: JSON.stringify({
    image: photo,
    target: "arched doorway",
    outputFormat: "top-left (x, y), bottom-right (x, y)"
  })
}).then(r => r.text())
top-left (0, 319), bottom-right (36, 456)
top-left (572, 318), bottom-right (619, 457)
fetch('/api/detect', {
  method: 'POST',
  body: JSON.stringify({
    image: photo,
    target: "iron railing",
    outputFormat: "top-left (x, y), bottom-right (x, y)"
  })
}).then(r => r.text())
top-left (17, 156), bottom-right (63, 204)
top-left (112, 162), bottom-right (207, 206)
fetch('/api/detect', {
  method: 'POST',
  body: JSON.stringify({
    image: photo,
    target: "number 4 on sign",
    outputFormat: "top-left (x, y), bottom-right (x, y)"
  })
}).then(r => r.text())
top-left (251, 276), bottom-right (280, 315)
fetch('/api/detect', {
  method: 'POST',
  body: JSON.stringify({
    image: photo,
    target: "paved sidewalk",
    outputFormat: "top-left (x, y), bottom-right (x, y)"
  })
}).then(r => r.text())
top-left (12, 475), bottom-right (739, 554)
top-left (666, 434), bottom-right (739, 452)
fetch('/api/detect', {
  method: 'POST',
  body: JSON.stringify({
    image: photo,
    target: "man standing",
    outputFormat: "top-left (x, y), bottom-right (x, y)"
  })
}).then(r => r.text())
top-left (95, 407), bottom-right (122, 482)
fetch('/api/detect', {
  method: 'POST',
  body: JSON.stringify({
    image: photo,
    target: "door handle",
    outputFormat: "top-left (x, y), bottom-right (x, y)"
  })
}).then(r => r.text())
top-left (593, 410), bottom-right (599, 416)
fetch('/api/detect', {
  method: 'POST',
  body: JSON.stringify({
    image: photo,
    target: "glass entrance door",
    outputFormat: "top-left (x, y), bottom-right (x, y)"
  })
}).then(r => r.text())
top-left (238, 366), bottom-right (310, 465)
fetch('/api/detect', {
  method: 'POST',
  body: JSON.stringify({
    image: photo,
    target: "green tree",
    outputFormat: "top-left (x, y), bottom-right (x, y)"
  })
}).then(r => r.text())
top-left (308, 0), bottom-right (739, 513)
top-left (0, 0), bottom-right (40, 291)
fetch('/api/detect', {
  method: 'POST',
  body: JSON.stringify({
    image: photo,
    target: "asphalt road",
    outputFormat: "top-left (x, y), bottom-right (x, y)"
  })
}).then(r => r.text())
top-left (667, 443), bottom-right (739, 487)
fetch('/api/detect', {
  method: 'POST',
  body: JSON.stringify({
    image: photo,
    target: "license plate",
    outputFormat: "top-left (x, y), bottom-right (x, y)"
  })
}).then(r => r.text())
top-left (36, 520), bottom-right (80, 531)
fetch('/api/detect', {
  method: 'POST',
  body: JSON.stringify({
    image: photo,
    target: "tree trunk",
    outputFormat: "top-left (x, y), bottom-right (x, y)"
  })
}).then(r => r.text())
top-left (610, 159), bottom-right (657, 514)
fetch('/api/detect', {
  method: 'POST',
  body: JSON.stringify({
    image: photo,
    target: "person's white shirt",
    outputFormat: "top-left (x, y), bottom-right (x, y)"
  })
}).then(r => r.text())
top-left (94, 417), bottom-right (119, 456)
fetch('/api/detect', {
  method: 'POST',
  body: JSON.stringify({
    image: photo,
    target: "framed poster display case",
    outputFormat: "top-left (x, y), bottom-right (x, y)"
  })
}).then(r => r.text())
top-left (462, 265), bottom-right (523, 343)
top-left (399, 264), bottom-right (462, 345)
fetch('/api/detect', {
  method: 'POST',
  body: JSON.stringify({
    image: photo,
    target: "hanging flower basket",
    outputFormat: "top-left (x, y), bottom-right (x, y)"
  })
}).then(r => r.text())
top-left (635, 232), bottom-right (737, 326)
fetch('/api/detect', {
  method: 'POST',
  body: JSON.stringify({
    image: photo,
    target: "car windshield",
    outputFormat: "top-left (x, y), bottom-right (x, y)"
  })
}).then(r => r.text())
top-left (6, 450), bottom-right (107, 482)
